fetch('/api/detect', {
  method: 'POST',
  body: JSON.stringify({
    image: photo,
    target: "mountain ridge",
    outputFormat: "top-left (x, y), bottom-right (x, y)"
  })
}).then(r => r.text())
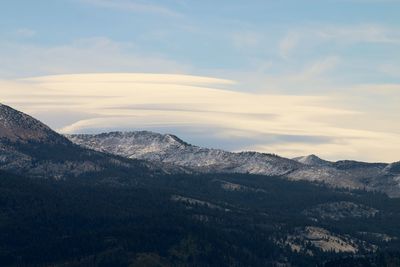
top-left (0, 103), bottom-right (68, 144)
top-left (0, 103), bottom-right (161, 181)
top-left (67, 131), bottom-right (302, 176)
top-left (1, 102), bottom-right (399, 197)
top-left (67, 131), bottom-right (400, 197)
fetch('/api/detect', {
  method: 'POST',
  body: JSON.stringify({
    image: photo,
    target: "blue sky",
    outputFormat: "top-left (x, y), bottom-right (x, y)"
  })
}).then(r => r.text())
top-left (1, 0), bottom-right (399, 83)
top-left (1, 0), bottom-right (400, 161)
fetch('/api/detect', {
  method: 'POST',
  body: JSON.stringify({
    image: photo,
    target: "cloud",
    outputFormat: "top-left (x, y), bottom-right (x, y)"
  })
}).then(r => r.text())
top-left (26, 73), bottom-right (235, 86)
top-left (79, 0), bottom-right (181, 17)
top-left (352, 83), bottom-right (400, 94)
top-left (232, 31), bottom-right (262, 49)
top-left (300, 56), bottom-right (340, 78)
top-left (317, 24), bottom-right (400, 44)
top-left (277, 24), bottom-right (400, 61)
top-left (378, 64), bottom-right (400, 78)
top-left (15, 28), bottom-right (36, 38)
top-left (279, 32), bottom-right (300, 59)
top-left (0, 37), bottom-right (189, 78)
top-left (253, 56), bottom-right (341, 92)
top-left (1, 73), bottom-right (399, 162)
top-left (251, 132), bottom-right (400, 162)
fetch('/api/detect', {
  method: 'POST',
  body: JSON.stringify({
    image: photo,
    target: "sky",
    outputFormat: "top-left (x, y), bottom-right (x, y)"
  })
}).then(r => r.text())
top-left (0, 0), bottom-right (400, 162)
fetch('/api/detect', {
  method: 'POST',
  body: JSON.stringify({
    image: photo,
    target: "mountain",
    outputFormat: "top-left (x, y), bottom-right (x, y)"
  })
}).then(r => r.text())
top-left (68, 131), bottom-right (400, 197)
top-left (293, 154), bottom-right (332, 167)
top-left (0, 104), bottom-right (68, 143)
top-left (0, 103), bottom-right (158, 181)
top-left (384, 161), bottom-right (400, 174)
top-left (67, 131), bottom-right (303, 176)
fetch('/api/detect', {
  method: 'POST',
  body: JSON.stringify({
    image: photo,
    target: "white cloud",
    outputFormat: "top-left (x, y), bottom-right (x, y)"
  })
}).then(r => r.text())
top-left (1, 73), bottom-right (399, 162)
top-left (25, 73), bottom-right (235, 86)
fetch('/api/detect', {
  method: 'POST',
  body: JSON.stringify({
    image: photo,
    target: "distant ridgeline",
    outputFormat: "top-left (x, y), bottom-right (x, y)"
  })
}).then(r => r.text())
top-left (67, 131), bottom-right (400, 197)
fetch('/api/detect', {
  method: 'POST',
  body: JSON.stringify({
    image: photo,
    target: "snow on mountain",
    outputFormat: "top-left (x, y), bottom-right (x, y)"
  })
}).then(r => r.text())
top-left (67, 131), bottom-right (400, 197)
top-left (2, 101), bottom-right (398, 197)
top-left (384, 162), bottom-right (400, 174)
top-left (67, 131), bottom-right (301, 176)
top-left (293, 154), bottom-right (332, 167)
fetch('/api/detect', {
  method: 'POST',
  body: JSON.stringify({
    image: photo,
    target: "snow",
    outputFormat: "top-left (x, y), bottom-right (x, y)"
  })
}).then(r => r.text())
top-left (67, 131), bottom-right (400, 197)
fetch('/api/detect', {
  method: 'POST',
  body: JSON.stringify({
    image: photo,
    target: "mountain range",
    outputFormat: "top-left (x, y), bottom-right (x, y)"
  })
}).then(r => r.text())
top-left (67, 131), bottom-right (400, 197)
top-left (0, 103), bottom-right (163, 182)
top-left (2, 102), bottom-right (398, 197)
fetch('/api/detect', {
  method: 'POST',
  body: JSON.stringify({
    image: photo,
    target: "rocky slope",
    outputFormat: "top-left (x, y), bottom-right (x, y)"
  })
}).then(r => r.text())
top-left (0, 104), bottom-right (158, 180)
top-left (0, 104), bottom-right (67, 144)
top-left (68, 131), bottom-right (400, 197)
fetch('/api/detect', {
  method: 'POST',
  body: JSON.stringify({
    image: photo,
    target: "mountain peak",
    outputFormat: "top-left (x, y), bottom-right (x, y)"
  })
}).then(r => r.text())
top-left (0, 103), bottom-right (67, 144)
top-left (0, 104), bottom-right (159, 180)
top-left (163, 133), bottom-right (190, 147)
top-left (68, 131), bottom-right (190, 152)
top-left (293, 154), bottom-right (331, 166)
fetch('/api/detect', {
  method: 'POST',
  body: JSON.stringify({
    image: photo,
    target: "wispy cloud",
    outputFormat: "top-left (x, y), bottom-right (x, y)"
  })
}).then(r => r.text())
top-left (79, 0), bottom-right (182, 17)
top-left (277, 24), bottom-right (400, 60)
top-left (232, 31), bottom-right (262, 49)
top-left (317, 24), bottom-right (400, 44)
top-left (299, 56), bottom-right (340, 78)
top-left (254, 56), bottom-right (341, 92)
top-left (15, 28), bottom-right (36, 38)
top-left (352, 83), bottom-right (400, 94)
top-left (0, 37), bottom-right (189, 78)
top-left (1, 73), bottom-right (399, 162)
top-left (279, 32), bottom-right (300, 59)
top-left (378, 64), bottom-right (400, 78)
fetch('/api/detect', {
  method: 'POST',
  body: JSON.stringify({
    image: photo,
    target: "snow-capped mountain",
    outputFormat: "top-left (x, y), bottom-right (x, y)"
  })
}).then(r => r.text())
top-left (67, 131), bottom-right (400, 197)
top-left (1, 102), bottom-right (398, 197)
top-left (67, 131), bottom-right (302, 176)
top-left (292, 154), bottom-right (332, 167)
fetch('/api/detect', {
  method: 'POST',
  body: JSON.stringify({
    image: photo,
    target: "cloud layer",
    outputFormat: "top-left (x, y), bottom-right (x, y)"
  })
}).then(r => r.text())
top-left (1, 73), bottom-right (399, 162)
